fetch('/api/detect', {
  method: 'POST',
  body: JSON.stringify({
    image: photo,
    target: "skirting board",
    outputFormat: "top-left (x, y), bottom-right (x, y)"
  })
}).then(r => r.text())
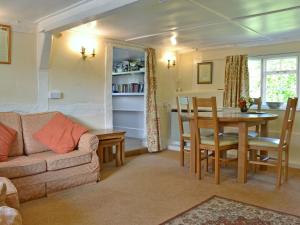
top-left (167, 141), bottom-right (300, 169)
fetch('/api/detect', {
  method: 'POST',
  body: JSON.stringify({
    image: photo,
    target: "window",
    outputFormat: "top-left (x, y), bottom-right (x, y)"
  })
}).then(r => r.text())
top-left (248, 54), bottom-right (299, 105)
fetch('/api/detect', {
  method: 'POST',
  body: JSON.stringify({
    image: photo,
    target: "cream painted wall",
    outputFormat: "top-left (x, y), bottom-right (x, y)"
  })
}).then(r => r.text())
top-left (0, 29), bottom-right (107, 129)
top-left (156, 49), bottom-right (178, 149)
top-left (0, 31), bottom-right (37, 109)
top-left (172, 40), bottom-right (300, 168)
top-left (49, 31), bottom-right (105, 104)
top-left (48, 30), bottom-right (106, 129)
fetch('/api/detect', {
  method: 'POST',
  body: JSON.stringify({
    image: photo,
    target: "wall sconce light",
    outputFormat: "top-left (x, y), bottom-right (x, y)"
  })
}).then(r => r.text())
top-left (81, 46), bottom-right (96, 60)
top-left (167, 59), bottom-right (176, 69)
top-left (164, 51), bottom-right (176, 69)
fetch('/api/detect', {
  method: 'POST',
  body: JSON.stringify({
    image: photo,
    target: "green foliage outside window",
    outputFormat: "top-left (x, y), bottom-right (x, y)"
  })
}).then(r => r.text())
top-left (249, 56), bottom-right (298, 103)
top-left (266, 73), bottom-right (297, 102)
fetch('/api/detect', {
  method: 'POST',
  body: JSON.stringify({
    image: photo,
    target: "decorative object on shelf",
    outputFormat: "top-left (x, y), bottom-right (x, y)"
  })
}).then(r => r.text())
top-left (81, 46), bottom-right (96, 60)
top-left (0, 24), bottom-right (11, 64)
top-left (113, 58), bottom-right (145, 73)
top-left (266, 102), bottom-right (283, 109)
top-left (197, 62), bottom-right (213, 84)
top-left (239, 96), bottom-right (254, 112)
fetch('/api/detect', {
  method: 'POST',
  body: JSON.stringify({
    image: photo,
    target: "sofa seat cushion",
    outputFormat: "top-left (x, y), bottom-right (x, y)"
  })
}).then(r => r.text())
top-left (0, 156), bottom-right (46, 179)
top-left (28, 150), bottom-right (92, 171)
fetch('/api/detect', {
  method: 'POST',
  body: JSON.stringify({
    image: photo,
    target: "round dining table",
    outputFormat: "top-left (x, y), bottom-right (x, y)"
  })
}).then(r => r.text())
top-left (184, 110), bottom-right (278, 184)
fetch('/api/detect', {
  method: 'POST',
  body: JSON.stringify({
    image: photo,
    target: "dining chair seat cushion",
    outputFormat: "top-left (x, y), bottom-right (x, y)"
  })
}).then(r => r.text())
top-left (182, 129), bottom-right (214, 139)
top-left (182, 133), bottom-right (190, 138)
top-left (223, 131), bottom-right (258, 138)
top-left (248, 137), bottom-right (280, 148)
top-left (200, 135), bottom-right (238, 146)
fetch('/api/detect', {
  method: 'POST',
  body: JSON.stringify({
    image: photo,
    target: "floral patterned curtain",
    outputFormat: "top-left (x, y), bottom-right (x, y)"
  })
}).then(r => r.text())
top-left (223, 55), bottom-right (250, 107)
top-left (146, 48), bottom-right (161, 152)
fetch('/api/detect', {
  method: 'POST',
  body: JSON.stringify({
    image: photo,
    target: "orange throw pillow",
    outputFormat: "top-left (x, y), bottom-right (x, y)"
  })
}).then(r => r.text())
top-left (0, 123), bottom-right (17, 162)
top-left (33, 113), bottom-right (88, 154)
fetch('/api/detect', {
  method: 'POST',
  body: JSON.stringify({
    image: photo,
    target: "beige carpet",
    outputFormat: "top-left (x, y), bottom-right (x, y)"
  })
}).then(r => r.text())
top-left (21, 151), bottom-right (300, 225)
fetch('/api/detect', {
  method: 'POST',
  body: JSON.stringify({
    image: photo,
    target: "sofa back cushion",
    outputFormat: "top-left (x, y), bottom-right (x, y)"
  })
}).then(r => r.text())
top-left (33, 113), bottom-right (88, 154)
top-left (21, 112), bottom-right (58, 155)
top-left (0, 113), bottom-right (23, 157)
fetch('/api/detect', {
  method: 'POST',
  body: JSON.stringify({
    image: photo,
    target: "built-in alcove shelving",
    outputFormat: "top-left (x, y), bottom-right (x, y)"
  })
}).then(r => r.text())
top-left (112, 47), bottom-right (146, 149)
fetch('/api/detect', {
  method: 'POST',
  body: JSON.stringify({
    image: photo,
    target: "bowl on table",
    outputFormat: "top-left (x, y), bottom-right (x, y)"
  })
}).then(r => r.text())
top-left (266, 102), bottom-right (283, 109)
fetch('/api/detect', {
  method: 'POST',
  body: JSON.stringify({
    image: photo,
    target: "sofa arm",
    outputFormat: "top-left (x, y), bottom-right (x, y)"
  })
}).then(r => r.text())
top-left (78, 133), bottom-right (99, 152)
top-left (0, 182), bottom-right (6, 206)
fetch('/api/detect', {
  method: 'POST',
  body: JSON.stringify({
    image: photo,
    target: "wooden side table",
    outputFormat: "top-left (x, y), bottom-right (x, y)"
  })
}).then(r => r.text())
top-left (91, 129), bottom-right (126, 170)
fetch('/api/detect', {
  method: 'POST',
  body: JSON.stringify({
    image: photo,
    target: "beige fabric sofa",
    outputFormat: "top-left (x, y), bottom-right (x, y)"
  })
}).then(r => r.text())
top-left (0, 112), bottom-right (100, 202)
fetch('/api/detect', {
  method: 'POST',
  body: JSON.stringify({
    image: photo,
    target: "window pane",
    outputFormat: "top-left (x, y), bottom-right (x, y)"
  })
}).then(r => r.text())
top-left (266, 57), bottom-right (297, 72)
top-left (266, 73), bottom-right (297, 102)
top-left (248, 59), bottom-right (261, 98)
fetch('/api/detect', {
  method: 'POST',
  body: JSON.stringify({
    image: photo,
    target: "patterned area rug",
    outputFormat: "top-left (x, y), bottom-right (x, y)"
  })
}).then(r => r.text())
top-left (160, 196), bottom-right (300, 225)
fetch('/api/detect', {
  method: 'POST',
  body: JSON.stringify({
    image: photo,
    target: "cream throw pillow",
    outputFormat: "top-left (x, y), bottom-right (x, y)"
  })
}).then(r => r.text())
top-left (0, 206), bottom-right (22, 225)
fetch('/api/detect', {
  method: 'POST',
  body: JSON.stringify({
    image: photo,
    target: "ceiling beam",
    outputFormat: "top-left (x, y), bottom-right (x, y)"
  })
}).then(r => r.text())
top-left (37, 0), bottom-right (139, 33)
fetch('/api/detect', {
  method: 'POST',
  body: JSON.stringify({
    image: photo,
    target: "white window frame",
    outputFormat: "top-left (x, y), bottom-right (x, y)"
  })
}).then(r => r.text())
top-left (249, 53), bottom-right (300, 108)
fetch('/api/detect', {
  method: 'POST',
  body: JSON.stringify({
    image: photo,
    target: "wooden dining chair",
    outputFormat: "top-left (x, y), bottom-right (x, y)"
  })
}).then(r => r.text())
top-left (192, 97), bottom-right (238, 184)
top-left (176, 96), bottom-right (192, 167)
top-left (248, 97), bottom-right (298, 187)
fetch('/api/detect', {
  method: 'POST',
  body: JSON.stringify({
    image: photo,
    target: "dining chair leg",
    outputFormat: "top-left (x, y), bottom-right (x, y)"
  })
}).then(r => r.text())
top-left (197, 148), bottom-right (201, 179)
top-left (276, 150), bottom-right (283, 188)
top-left (284, 148), bottom-right (289, 182)
top-left (250, 149), bottom-right (257, 173)
top-left (212, 152), bottom-right (215, 172)
top-left (205, 150), bottom-right (209, 172)
top-left (221, 151), bottom-right (227, 167)
top-left (215, 150), bottom-right (220, 184)
top-left (180, 139), bottom-right (184, 167)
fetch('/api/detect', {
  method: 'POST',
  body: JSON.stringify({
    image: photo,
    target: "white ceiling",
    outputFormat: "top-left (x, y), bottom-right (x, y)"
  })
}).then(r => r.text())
top-left (0, 0), bottom-right (85, 23)
top-left (2, 0), bottom-right (300, 51)
top-left (86, 0), bottom-right (300, 51)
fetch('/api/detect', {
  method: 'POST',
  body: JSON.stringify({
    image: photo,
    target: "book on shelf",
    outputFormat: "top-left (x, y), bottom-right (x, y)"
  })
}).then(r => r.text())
top-left (112, 83), bottom-right (144, 94)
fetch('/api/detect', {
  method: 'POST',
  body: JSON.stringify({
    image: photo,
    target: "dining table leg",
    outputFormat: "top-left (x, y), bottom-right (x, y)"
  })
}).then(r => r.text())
top-left (237, 122), bottom-right (248, 183)
top-left (260, 121), bottom-right (269, 170)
